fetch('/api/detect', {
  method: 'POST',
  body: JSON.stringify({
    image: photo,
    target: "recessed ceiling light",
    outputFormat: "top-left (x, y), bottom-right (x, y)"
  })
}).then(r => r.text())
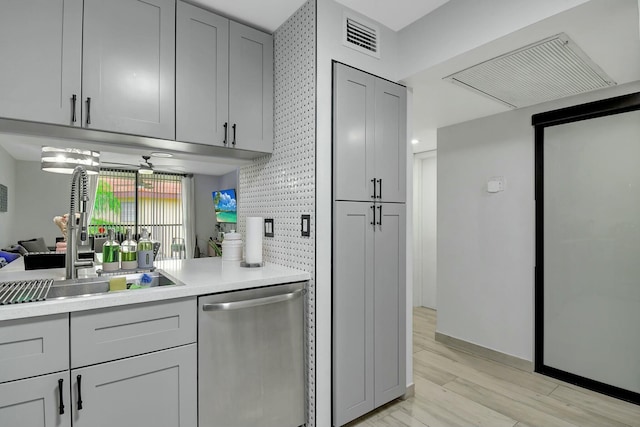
top-left (151, 152), bottom-right (173, 158)
top-left (411, 139), bottom-right (420, 145)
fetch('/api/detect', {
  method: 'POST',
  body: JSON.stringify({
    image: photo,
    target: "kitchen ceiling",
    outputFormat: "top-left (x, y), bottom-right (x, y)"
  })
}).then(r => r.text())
top-left (334, 0), bottom-right (450, 31)
top-left (187, 0), bottom-right (308, 32)
top-left (404, 0), bottom-right (640, 153)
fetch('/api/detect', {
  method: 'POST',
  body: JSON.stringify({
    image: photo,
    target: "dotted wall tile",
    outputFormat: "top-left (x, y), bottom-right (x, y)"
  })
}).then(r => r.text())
top-left (238, 0), bottom-right (316, 425)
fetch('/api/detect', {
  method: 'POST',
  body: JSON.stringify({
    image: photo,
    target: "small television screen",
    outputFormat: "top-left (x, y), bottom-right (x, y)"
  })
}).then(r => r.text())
top-left (212, 188), bottom-right (237, 223)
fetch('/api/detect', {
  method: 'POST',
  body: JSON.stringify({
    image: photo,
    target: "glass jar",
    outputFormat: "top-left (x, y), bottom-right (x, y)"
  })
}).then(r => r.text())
top-left (137, 228), bottom-right (154, 269)
top-left (102, 229), bottom-right (120, 271)
top-left (121, 229), bottom-right (138, 270)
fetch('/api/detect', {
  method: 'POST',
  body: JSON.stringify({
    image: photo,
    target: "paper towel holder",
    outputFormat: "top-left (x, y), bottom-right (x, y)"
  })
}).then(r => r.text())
top-left (240, 261), bottom-right (264, 268)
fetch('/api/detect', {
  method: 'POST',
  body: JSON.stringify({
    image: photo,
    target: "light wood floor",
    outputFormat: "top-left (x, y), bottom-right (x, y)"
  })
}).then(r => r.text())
top-left (347, 307), bottom-right (640, 427)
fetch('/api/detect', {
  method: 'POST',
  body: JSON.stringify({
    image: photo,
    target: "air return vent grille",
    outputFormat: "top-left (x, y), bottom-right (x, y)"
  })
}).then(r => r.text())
top-left (343, 13), bottom-right (380, 58)
top-left (445, 33), bottom-right (616, 108)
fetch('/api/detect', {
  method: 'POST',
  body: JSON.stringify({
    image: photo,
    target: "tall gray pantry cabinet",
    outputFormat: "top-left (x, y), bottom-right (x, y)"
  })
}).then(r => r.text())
top-left (332, 62), bottom-right (407, 427)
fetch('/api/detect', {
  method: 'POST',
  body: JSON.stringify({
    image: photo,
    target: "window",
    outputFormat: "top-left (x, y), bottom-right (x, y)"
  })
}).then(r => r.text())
top-left (90, 169), bottom-right (185, 260)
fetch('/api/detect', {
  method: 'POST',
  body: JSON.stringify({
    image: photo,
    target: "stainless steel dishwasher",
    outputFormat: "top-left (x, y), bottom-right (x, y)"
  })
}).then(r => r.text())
top-left (198, 282), bottom-right (306, 427)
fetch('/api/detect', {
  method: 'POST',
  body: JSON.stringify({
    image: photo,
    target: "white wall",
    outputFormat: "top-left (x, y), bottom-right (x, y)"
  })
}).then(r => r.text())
top-left (0, 144), bottom-right (16, 248)
top-left (397, 0), bottom-right (590, 80)
top-left (11, 160), bottom-right (70, 247)
top-left (316, 1), bottom-right (407, 425)
top-left (413, 151), bottom-right (437, 309)
top-left (437, 81), bottom-right (640, 362)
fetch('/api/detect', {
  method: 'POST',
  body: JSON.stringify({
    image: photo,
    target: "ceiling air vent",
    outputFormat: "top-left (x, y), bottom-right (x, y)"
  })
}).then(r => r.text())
top-left (444, 33), bottom-right (616, 109)
top-left (343, 13), bottom-right (380, 58)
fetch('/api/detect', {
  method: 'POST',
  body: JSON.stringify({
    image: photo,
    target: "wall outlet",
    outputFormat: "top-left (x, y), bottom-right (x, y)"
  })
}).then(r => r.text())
top-left (264, 218), bottom-right (274, 237)
top-left (301, 215), bottom-right (310, 237)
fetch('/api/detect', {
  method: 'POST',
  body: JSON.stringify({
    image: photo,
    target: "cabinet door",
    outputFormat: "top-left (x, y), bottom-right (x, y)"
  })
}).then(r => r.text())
top-left (176, 1), bottom-right (229, 146)
top-left (373, 203), bottom-right (406, 406)
top-left (0, 0), bottom-right (82, 126)
top-left (0, 313), bottom-right (69, 383)
top-left (228, 21), bottom-right (273, 153)
top-left (0, 372), bottom-right (71, 427)
top-left (333, 63), bottom-right (376, 202)
top-left (72, 345), bottom-right (196, 427)
top-left (333, 201), bottom-right (375, 426)
top-left (375, 80), bottom-right (407, 203)
top-left (82, 0), bottom-right (175, 139)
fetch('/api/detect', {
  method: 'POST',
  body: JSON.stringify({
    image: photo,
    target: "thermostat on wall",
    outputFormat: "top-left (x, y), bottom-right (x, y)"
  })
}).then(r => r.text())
top-left (487, 176), bottom-right (505, 193)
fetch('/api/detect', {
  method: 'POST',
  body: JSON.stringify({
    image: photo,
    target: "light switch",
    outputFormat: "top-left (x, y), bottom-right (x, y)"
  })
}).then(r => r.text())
top-left (487, 176), bottom-right (505, 193)
top-left (264, 218), bottom-right (274, 237)
top-left (301, 215), bottom-right (310, 237)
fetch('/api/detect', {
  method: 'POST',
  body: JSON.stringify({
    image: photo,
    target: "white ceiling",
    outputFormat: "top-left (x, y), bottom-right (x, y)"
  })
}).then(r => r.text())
top-left (334, 0), bottom-right (450, 31)
top-left (405, 0), bottom-right (640, 153)
top-left (187, 0), bottom-right (307, 32)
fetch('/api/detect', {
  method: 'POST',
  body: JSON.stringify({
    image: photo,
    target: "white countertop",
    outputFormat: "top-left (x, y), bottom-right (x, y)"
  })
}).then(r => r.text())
top-left (0, 258), bottom-right (310, 321)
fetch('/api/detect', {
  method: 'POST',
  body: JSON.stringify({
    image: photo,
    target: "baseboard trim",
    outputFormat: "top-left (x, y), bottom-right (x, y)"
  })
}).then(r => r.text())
top-left (435, 332), bottom-right (533, 372)
top-left (401, 383), bottom-right (415, 400)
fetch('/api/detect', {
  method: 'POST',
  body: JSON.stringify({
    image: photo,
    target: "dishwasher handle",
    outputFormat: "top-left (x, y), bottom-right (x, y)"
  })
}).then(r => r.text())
top-left (202, 288), bottom-right (306, 311)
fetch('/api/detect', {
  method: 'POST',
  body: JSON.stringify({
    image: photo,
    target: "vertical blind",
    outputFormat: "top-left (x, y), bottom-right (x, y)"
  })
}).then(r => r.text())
top-left (90, 168), bottom-right (184, 259)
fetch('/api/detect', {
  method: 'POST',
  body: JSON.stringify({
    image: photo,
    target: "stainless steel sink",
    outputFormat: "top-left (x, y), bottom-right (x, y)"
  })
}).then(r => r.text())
top-left (46, 271), bottom-right (182, 300)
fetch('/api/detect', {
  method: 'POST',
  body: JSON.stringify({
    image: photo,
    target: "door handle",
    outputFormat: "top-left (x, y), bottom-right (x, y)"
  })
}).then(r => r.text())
top-left (202, 288), bottom-right (306, 311)
top-left (76, 374), bottom-right (83, 410)
top-left (370, 204), bottom-right (376, 227)
top-left (371, 179), bottom-right (376, 198)
top-left (58, 378), bottom-right (65, 415)
top-left (223, 122), bottom-right (228, 145)
top-left (232, 123), bottom-right (237, 147)
top-left (377, 205), bottom-right (382, 226)
top-left (85, 97), bottom-right (91, 125)
top-left (71, 94), bottom-right (77, 123)
top-left (377, 179), bottom-right (382, 199)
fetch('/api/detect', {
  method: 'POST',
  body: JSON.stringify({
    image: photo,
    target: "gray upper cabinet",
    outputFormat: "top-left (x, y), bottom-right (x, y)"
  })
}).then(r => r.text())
top-left (82, 0), bottom-right (175, 139)
top-left (228, 22), bottom-right (274, 153)
top-left (0, 372), bottom-right (71, 427)
top-left (0, 0), bottom-right (82, 126)
top-left (333, 63), bottom-right (407, 203)
top-left (72, 345), bottom-right (197, 427)
top-left (176, 1), bottom-right (229, 146)
top-left (333, 64), bottom-right (376, 202)
top-left (177, 3), bottom-right (273, 153)
top-left (374, 80), bottom-right (407, 203)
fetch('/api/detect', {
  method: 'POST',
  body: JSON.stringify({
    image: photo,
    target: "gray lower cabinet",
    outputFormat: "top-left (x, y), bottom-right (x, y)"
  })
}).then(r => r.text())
top-left (0, 0), bottom-right (82, 126)
top-left (71, 344), bottom-right (197, 427)
top-left (0, 313), bottom-right (70, 426)
top-left (0, 371), bottom-right (71, 427)
top-left (82, 0), bottom-right (175, 139)
top-left (333, 62), bottom-right (407, 203)
top-left (177, 2), bottom-right (273, 153)
top-left (0, 299), bottom-right (197, 427)
top-left (333, 201), bottom-right (406, 426)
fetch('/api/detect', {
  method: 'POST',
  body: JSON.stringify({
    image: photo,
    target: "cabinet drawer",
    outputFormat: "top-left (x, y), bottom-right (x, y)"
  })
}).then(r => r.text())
top-left (70, 297), bottom-right (196, 368)
top-left (0, 314), bottom-right (69, 383)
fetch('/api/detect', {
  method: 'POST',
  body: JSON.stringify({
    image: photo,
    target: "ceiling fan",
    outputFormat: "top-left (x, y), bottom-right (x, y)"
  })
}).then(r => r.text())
top-left (102, 155), bottom-right (154, 175)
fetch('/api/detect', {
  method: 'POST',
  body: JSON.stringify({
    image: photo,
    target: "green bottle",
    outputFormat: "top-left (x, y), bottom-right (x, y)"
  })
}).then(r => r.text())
top-left (102, 229), bottom-right (120, 271)
top-left (137, 228), bottom-right (154, 269)
top-left (121, 229), bottom-right (138, 269)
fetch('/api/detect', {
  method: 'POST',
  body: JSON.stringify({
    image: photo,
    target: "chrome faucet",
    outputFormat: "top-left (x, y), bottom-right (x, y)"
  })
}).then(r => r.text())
top-left (66, 165), bottom-right (94, 279)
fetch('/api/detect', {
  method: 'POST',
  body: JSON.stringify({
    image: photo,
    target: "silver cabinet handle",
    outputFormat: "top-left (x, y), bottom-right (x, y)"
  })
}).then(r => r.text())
top-left (202, 288), bottom-right (306, 311)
